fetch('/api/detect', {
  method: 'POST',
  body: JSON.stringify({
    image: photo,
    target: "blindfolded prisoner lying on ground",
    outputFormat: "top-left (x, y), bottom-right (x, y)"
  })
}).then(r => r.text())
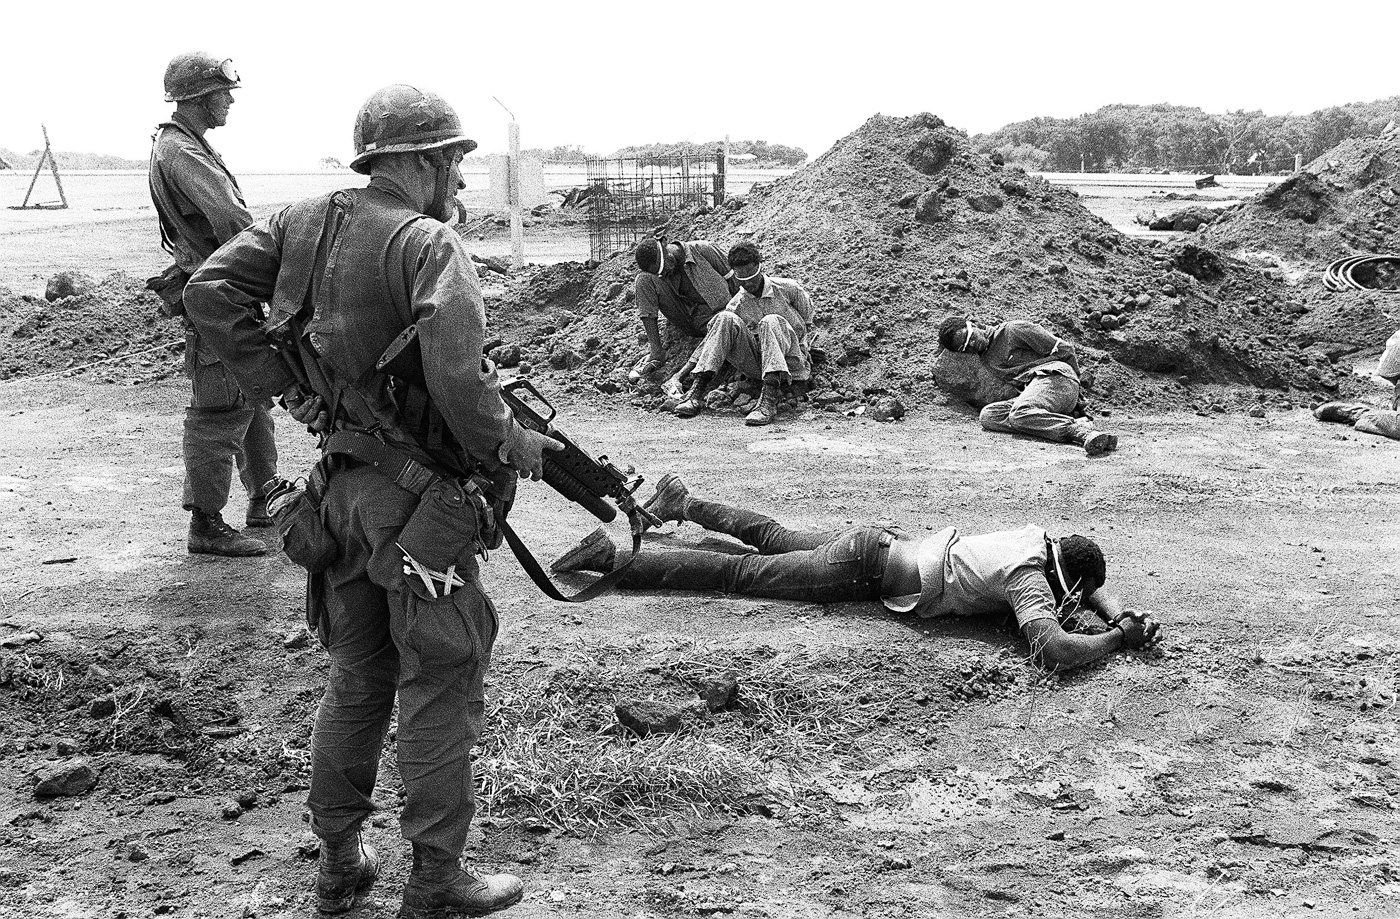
top-left (1313, 328), bottom-right (1400, 441)
top-left (552, 475), bottom-right (1162, 672)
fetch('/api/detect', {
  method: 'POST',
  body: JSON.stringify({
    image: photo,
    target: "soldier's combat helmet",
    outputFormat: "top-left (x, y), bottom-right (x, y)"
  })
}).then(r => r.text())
top-left (164, 52), bottom-right (240, 102)
top-left (350, 85), bottom-right (478, 175)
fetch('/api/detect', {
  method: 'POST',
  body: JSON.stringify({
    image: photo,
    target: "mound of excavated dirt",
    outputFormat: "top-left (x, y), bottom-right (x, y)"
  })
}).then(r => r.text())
top-left (0, 273), bottom-right (184, 384)
top-left (488, 114), bottom-right (1385, 414)
top-left (1201, 134), bottom-right (1400, 266)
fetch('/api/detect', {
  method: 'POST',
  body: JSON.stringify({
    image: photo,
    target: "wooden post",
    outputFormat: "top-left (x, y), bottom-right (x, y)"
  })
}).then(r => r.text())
top-left (1294, 153), bottom-right (1303, 173)
top-left (16, 125), bottom-right (68, 209)
top-left (43, 125), bottom-right (68, 208)
top-left (715, 141), bottom-right (727, 205)
top-left (508, 121), bottom-right (523, 270)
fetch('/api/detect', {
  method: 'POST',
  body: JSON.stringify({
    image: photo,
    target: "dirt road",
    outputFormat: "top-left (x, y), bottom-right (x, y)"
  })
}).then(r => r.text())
top-left (1, 375), bottom-right (1397, 919)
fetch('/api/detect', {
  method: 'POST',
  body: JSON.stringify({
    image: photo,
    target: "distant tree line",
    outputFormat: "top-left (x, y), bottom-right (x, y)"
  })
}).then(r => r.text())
top-left (0, 148), bottom-right (146, 170)
top-left (605, 140), bottom-right (808, 167)
top-left (972, 98), bottom-right (1400, 174)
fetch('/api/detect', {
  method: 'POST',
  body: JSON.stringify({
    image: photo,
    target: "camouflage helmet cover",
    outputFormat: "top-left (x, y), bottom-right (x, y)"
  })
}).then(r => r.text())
top-left (350, 84), bottom-right (478, 174)
top-left (164, 51), bottom-right (240, 102)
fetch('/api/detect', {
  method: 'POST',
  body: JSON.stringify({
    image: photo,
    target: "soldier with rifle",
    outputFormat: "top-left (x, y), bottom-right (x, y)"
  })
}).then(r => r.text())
top-left (185, 84), bottom-right (560, 918)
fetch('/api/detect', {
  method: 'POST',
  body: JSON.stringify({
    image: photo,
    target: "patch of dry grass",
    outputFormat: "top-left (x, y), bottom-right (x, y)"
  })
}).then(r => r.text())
top-left (477, 689), bottom-right (753, 831)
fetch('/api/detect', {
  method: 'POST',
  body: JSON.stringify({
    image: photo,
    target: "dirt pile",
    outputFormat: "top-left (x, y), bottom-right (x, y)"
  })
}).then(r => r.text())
top-left (0, 272), bottom-right (184, 383)
top-left (489, 114), bottom-right (1384, 414)
top-left (1201, 134), bottom-right (1400, 266)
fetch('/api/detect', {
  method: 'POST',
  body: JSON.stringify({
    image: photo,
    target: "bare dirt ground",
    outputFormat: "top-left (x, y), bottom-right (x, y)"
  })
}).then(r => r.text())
top-left (2, 369), bottom-right (1398, 919)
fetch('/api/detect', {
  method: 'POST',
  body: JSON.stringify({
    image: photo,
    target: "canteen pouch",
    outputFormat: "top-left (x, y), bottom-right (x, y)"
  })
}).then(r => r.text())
top-left (145, 263), bottom-right (191, 318)
top-left (270, 479), bottom-right (338, 573)
top-left (397, 478), bottom-right (480, 572)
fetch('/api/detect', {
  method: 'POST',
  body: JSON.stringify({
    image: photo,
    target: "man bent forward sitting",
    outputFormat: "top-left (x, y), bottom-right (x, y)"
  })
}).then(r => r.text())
top-left (674, 242), bottom-right (814, 426)
top-left (552, 475), bottom-right (1161, 672)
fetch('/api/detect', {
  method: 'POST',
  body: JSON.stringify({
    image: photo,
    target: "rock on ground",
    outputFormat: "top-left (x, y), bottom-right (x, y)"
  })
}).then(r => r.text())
top-left (33, 760), bottom-right (99, 798)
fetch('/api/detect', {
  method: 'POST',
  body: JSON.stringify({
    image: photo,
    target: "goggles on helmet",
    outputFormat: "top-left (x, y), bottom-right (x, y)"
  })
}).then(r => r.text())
top-left (214, 59), bottom-right (239, 83)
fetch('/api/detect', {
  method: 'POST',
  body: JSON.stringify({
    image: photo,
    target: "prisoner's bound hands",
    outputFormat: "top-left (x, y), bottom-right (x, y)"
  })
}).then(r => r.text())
top-left (279, 385), bottom-right (330, 434)
top-left (1115, 609), bottom-right (1161, 649)
top-left (506, 426), bottom-right (564, 481)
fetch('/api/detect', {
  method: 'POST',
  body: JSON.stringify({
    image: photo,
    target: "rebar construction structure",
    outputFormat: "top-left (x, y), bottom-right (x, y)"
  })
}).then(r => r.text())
top-left (584, 152), bottom-right (725, 261)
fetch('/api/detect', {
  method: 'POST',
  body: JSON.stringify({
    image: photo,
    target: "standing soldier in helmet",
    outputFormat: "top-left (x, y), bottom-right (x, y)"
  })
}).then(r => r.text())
top-left (185, 84), bottom-right (560, 917)
top-left (148, 51), bottom-right (278, 556)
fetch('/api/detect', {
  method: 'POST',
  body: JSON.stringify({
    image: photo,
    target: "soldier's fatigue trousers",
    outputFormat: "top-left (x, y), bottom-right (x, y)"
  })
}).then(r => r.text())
top-left (183, 342), bottom-right (277, 514)
top-left (978, 369), bottom-right (1091, 445)
top-left (619, 496), bottom-right (887, 602)
top-left (692, 311), bottom-right (811, 381)
top-left (308, 465), bottom-right (496, 862)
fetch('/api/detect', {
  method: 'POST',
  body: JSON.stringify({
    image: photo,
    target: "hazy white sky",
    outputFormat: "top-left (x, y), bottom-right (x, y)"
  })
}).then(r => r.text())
top-left (2, 0), bottom-right (1397, 170)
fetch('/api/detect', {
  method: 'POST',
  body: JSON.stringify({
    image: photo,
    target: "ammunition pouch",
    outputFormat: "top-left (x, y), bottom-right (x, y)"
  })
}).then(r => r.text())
top-left (268, 467), bottom-right (339, 574)
top-left (145, 263), bottom-right (191, 318)
top-left (397, 478), bottom-right (481, 573)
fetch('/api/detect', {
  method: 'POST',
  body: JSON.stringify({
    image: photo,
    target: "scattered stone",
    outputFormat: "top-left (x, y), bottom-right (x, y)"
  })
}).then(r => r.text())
top-left (236, 789), bottom-right (260, 809)
top-left (85, 663), bottom-right (114, 683)
top-left (966, 194), bottom-right (1004, 213)
top-left (615, 700), bottom-right (684, 737)
top-left (230, 849), bottom-right (265, 866)
top-left (548, 346), bottom-right (582, 371)
top-left (88, 696), bottom-right (117, 719)
top-left (55, 738), bottom-right (80, 756)
top-left (295, 835), bottom-right (321, 860)
top-left (33, 760), bottom-right (99, 798)
top-left (45, 271), bottom-right (96, 302)
top-left (1, 632), bottom-right (41, 649)
top-left (488, 343), bottom-right (522, 368)
top-left (282, 629), bottom-right (310, 650)
top-left (913, 191), bottom-right (942, 224)
top-left (867, 396), bottom-right (905, 422)
top-left (221, 802), bottom-right (245, 820)
top-left (699, 673), bottom-right (740, 712)
top-left (998, 179), bottom-right (1029, 198)
top-left (127, 843), bottom-right (150, 862)
top-left (1249, 406), bottom-right (1266, 418)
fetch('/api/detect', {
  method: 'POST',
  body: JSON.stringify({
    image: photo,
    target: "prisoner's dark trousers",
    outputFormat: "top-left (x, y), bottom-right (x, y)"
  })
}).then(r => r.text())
top-left (620, 497), bottom-right (887, 602)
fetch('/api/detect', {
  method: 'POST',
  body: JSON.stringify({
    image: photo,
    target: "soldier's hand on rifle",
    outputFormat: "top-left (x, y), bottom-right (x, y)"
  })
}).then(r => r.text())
top-left (1112, 609), bottom-right (1161, 649)
top-left (279, 384), bottom-right (330, 434)
top-left (506, 426), bottom-right (564, 481)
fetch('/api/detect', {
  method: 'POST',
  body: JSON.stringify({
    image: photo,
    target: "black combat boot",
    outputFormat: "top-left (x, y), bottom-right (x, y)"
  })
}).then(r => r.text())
top-left (188, 510), bottom-right (267, 557)
top-left (673, 371), bottom-right (715, 418)
top-left (316, 832), bottom-right (379, 914)
top-left (245, 491), bottom-right (273, 528)
top-left (642, 473), bottom-right (691, 523)
top-left (400, 848), bottom-right (523, 918)
top-left (744, 374), bottom-right (783, 426)
top-left (549, 526), bottom-right (617, 574)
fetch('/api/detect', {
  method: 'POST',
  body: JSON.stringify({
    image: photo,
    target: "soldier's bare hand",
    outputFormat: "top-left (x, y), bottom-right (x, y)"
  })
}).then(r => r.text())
top-left (1115, 609), bottom-right (1161, 649)
top-left (279, 385), bottom-right (330, 433)
top-left (508, 427), bottom-right (564, 481)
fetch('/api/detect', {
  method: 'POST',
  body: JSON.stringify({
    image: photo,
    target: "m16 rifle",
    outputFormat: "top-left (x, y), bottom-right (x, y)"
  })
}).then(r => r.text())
top-left (496, 378), bottom-right (661, 602)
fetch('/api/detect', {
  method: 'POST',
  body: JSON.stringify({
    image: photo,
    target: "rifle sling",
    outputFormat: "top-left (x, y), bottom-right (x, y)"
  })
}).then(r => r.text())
top-left (494, 506), bottom-right (643, 604)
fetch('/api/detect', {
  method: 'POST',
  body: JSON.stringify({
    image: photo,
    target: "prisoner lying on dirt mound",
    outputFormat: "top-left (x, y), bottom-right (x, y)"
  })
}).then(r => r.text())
top-left (552, 475), bottom-right (1162, 672)
top-left (938, 314), bottom-right (1117, 455)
